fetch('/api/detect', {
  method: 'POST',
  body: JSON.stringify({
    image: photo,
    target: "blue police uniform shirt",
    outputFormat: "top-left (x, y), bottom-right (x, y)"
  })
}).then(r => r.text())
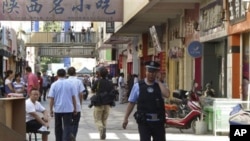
top-left (48, 78), bottom-right (78, 113)
top-left (128, 79), bottom-right (158, 103)
top-left (128, 83), bottom-right (139, 103)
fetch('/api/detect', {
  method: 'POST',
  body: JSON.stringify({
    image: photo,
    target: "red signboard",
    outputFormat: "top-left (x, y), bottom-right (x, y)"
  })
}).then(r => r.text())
top-left (0, 0), bottom-right (123, 21)
top-left (154, 52), bottom-right (166, 73)
top-left (118, 54), bottom-right (123, 69)
top-left (159, 52), bottom-right (166, 72)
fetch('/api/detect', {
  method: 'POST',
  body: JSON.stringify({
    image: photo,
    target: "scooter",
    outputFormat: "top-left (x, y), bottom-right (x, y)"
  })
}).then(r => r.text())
top-left (165, 109), bottom-right (202, 133)
top-left (165, 89), bottom-right (187, 118)
top-left (165, 96), bottom-right (202, 133)
top-left (165, 82), bottom-right (203, 133)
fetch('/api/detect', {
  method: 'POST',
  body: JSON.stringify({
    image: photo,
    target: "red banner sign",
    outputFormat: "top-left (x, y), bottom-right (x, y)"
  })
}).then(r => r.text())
top-left (118, 55), bottom-right (123, 69)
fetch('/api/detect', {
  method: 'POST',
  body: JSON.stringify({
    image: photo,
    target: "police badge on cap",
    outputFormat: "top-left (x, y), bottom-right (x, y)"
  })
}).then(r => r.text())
top-left (145, 61), bottom-right (160, 72)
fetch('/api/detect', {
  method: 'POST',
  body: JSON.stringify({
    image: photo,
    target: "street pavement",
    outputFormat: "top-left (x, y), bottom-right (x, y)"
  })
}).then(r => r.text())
top-left (30, 90), bottom-right (229, 141)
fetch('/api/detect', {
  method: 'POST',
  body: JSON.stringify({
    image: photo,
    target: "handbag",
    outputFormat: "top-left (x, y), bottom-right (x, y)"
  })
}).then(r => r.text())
top-left (90, 94), bottom-right (102, 106)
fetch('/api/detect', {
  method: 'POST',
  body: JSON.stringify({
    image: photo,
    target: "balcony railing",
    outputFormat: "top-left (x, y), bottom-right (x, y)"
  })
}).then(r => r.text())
top-left (25, 31), bottom-right (98, 45)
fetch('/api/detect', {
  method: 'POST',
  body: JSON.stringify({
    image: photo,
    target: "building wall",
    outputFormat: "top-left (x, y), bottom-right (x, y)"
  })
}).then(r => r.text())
top-left (226, 0), bottom-right (250, 99)
top-left (184, 3), bottom-right (200, 90)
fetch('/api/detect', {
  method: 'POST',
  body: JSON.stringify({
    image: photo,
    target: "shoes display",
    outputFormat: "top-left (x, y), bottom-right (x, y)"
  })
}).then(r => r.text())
top-left (37, 126), bottom-right (50, 134)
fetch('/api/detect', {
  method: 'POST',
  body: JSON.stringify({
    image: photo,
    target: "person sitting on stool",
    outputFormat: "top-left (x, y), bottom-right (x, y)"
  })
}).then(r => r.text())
top-left (26, 88), bottom-right (50, 141)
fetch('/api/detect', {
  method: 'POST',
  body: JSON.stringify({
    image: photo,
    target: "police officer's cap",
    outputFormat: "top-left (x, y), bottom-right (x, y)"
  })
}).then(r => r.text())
top-left (145, 61), bottom-right (160, 72)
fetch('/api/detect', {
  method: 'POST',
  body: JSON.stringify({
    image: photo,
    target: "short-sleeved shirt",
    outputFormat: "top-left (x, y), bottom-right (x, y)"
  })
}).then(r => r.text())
top-left (37, 77), bottom-right (43, 89)
top-left (118, 76), bottom-right (125, 88)
top-left (48, 78), bottom-right (78, 113)
top-left (128, 79), bottom-right (157, 103)
top-left (112, 77), bottom-right (117, 84)
top-left (42, 75), bottom-right (50, 87)
top-left (4, 78), bottom-right (13, 94)
top-left (27, 73), bottom-right (39, 95)
top-left (26, 98), bottom-right (45, 122)
top-left (128, 83), bottom-right (140, 103)
top-left (13, 81), bottom-right (25, 93)
top-left (67, 76), bottom-right (85, 112)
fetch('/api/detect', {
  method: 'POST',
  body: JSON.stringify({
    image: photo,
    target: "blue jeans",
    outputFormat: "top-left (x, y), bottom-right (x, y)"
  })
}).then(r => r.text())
top-left (72, 112), bottom-right (81, 137)
top-left (54, 112), bottom-right (73, 141)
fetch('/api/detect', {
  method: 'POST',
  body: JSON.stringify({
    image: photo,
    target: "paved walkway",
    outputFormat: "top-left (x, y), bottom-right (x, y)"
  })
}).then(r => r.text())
top-left (28, 91), bottom-right (229, 141)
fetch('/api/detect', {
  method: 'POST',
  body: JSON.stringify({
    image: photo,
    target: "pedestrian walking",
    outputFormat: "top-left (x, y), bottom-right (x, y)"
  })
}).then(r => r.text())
top-left (91, 66), bottom-right (114, 140)
top-left (122, 61), bottom-right (170, 141)
top-left (81, 26), bottom-right (86, 42)
top-left (26, 88), bottom-right (50, 141)
top-left (25, 66), bottom-right (39, 96)
top-left (60, 28), bottom-right (65, 42)
top-left (69, 26), bottom-right (75, 42)
top-left (37, 72), bottom-right (43, 102)
top-left (118, 73), bottom-right (126, 104)
top-left (48, 69), bottom-right (77, 141)
top-left (67, 67), bottom-right (85, 139)
top-left (86, 27), bottom-right (91, 42)
top-left (50, 73), bottom-right (56, 84)
top-left (41, 71), bottom-right (50, 101)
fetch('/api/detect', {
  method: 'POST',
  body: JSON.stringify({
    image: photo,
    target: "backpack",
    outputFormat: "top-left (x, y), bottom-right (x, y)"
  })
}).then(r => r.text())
top-left (90, 79), bottom-right (116, 106)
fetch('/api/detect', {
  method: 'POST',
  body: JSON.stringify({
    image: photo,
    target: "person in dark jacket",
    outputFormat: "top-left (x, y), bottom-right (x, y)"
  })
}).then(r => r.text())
top-left (91, 66), bottom-right (114, 140)
top-left (122, 61), bottom-right (170, 141)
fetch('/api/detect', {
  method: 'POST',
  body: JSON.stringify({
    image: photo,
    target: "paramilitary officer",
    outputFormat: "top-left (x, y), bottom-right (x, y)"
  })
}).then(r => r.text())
top-left (122, 61), bottom-right (170, 141)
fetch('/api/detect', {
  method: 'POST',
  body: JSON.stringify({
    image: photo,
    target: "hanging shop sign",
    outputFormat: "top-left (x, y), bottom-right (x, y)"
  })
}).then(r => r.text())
top-left (118, 54), bottom-right (123, 69)
top-left (106, 21), bottom-right (114, 33)
top-left (187, 41), bottom-right (202, 58)
top-left (149, 26), bottom-right (161, 53)
top-left (168, 46), bottom-right (184, 60)
top-left (0, 0), bottom-right (123, 21)
top-left (155, 52), bottom-right (166, 72)
top-left (200, 0), bottom-right (223, 32)
top-left (228, 0), bottom-right (247, 25)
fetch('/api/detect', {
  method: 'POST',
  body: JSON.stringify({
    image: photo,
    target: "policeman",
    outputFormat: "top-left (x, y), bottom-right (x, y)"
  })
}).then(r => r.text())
top-left (122, 61), bottom-right (170, 141)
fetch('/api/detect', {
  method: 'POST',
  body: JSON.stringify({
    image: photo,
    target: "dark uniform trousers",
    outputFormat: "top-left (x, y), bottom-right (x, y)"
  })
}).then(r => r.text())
top-left (136, 80), bottom-right (166, 141)
top-left (138, 121), bottom-right (165, 141)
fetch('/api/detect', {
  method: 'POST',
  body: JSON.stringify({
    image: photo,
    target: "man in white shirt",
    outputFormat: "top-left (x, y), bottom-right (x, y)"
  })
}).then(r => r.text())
top-left (26, 88), bottom-right (50, 141)
top-left (112, 75), bottom-right (118, 89)
top-left (118, 73), bottom-right (126, 104)
top-left (67, 67), bottom-right (85, 139)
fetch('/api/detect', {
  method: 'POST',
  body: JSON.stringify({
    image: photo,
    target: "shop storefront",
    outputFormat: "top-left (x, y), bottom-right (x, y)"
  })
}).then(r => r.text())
top-left (228, 0), bottom-right (250, 99)
top-left (199, 0), bottom-right (228, 98)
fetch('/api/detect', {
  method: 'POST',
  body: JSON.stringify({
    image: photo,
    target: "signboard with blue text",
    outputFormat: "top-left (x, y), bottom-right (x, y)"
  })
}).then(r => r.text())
top-left (0, 0), bottom-right (123, 21)
top-left (187, 41), bottom-right (202, 58)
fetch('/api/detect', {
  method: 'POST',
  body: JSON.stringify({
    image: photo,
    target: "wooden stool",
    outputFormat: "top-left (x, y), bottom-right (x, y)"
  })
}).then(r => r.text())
top-left (27, 131), bottom-right (39, 141)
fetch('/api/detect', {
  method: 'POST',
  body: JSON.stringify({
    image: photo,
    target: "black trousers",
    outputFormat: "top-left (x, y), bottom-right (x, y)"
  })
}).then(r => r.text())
top-left (26, 119), bottom-right (42, 132)
top-left (138, 121), bottom-right (166, 141)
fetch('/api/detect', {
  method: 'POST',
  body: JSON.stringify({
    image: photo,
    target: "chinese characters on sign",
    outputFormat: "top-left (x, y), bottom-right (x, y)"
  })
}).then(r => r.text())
top-left (228, 0), bottom-right (246, 25)
top-left (106, 21), bottom-right (114, 33)
top-left (0, 0), bottom-right (123, 21)
top-left (149, 26), bottom-right (161, 53)
top-left (200, 1), bottom-right (223, 32)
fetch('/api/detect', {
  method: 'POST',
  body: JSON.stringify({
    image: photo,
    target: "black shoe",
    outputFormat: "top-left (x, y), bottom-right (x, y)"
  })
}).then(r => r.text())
top-left (100, 128), bottom-right (106, 140)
